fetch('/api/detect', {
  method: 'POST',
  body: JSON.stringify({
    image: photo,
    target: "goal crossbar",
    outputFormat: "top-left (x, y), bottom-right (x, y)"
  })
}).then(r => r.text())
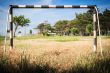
top-left (10, 5), bottom-right (95, 8)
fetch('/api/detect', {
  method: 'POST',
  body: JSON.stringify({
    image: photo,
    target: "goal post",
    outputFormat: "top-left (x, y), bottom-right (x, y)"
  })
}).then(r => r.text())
top-left (9, 5), bottom-right (98, 52)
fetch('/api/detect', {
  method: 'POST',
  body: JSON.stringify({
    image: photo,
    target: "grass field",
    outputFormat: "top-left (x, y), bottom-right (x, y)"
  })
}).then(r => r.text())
top-left (0, 36), bottom-right (4, 47)
top-left (0, 35), bottom-right (110, 73)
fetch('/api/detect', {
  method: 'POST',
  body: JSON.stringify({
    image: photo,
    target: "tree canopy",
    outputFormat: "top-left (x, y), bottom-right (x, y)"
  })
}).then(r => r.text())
top-left (13, 15), bottom-right (30, 37)
top-left (35, 9), bottom-right (110, 36)
top-left (99, 9), bottom-right (110, 35)
top-left (36, 22), bottom-right (52, 36)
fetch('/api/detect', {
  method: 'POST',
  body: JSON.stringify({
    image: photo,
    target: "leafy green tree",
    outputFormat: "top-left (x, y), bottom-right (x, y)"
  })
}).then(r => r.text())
top-left (99, 9), bottom-right (110, 35)
top-left (86, 24), bottom-right (93, 35)
top-left (67, 20), bottom-right (78, 29)
top-left (30, 30), bottom-right (32, 34)
top-left (75, 11), bottom-right (92, 36)
top-left (54, 20), bottom-right (68, 35)
top-left (64, 27), bottom-right (70, 35)
top-left (37, 23), bottom-right (52, 36)
top-left (44, 24), bottom-right (52, 32)
top-left (71, 27), bottom-right (78, 35)
top-left (43, 24), bottom-right (52, 36)
top-left (37, 23), bottom-right (44, 34)
top-left (13, 15), bottom-right (30, 37)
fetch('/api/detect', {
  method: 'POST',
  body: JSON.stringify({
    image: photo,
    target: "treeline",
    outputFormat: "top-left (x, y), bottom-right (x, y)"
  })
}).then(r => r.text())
top-left (12, 9), bottom-right (110, 36)
top-left (36, 9), bottom-right (110, 36)
top-left (37, 10), bottom-right (93, 36)
top-left (99, 9), bottom-right (110, 35)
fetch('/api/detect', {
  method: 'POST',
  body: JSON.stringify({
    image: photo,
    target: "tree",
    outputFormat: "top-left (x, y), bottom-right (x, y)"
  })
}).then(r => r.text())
top-left (54, 20), bottom-right (68, 35)
top-left (68, 20), bottom-right (77, 28)
top-left (30, 30), bottom-right (32, 34)
top-left (99, 9), bottom-right (110, 35)
top-left (44, 24), bottom-right (52, 32)
top-left (71, 27), bottom-right (78, 35)
top-left (65, 27), bottom-right (70, 35)
top-left (86, 24), bottom-right (93, 35)
top-left (75, 11), bottom-right (93, 36)
top-left (36, 22), bottom-right (52, 36)
top-left (18, 31), bottom-right (21, 34)
top-left (37, 23), bottom-right (44, 34)
top-left (13, 15), bottom-right (30, 37)
top-left (43, 23), bottom-right (52, 36)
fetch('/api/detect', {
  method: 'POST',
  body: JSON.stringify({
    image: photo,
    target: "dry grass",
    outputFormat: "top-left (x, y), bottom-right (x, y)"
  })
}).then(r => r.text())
top-left (0, 36), bottom-right (110, 73)
top-left (3, 36), bottom-right (110, 69)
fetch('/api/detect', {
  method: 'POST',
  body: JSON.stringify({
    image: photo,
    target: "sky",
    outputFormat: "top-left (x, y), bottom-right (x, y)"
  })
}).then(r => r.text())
top-left (0, 0), bottom-right (110, 36)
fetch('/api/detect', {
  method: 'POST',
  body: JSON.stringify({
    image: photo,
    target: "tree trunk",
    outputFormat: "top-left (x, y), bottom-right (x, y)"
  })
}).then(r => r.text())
top-left (105, 28), bottom-right (107, 36)
top-left (14, 25), bottom-right (18, 37)
top-left (107, 27), bottom-right (109, 36)
top-left (80, 31), bottom-right (83, 36)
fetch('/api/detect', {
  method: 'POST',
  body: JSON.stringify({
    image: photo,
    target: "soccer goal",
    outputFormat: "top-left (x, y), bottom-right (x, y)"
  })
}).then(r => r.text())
top-left (8, 5), bottom-right (99, 52)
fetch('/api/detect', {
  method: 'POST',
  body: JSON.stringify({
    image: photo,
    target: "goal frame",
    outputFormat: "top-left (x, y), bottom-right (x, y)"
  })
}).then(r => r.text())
top-left (9, 5), bottom-right (98, 52)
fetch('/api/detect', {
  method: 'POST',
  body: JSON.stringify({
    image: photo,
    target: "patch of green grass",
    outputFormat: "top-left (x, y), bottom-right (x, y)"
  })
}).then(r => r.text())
top-left (101, 36), bottom-right (110, 39)
top-left (53, 36), bottom-right (79, 42)
top-left (0, 36), bottom-right (4, 45)
top-left (15, 35), bottom-right (83, 42)
top-left (15, 35), bottom-right (43, 40)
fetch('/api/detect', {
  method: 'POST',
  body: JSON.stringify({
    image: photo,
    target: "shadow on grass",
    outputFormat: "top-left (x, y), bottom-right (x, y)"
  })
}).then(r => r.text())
top-left (0, 62), bottom-right (57, 73)
top-left (65, 58), bottom-right (110, 73)
top-left (0, 54), bottom-right (57, 73)
top-left (0, 53), bottom-right (110, 73)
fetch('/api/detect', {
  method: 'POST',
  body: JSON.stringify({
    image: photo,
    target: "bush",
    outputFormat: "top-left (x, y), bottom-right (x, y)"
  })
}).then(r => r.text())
top-left (43, 32), bottom-right (50, 36)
